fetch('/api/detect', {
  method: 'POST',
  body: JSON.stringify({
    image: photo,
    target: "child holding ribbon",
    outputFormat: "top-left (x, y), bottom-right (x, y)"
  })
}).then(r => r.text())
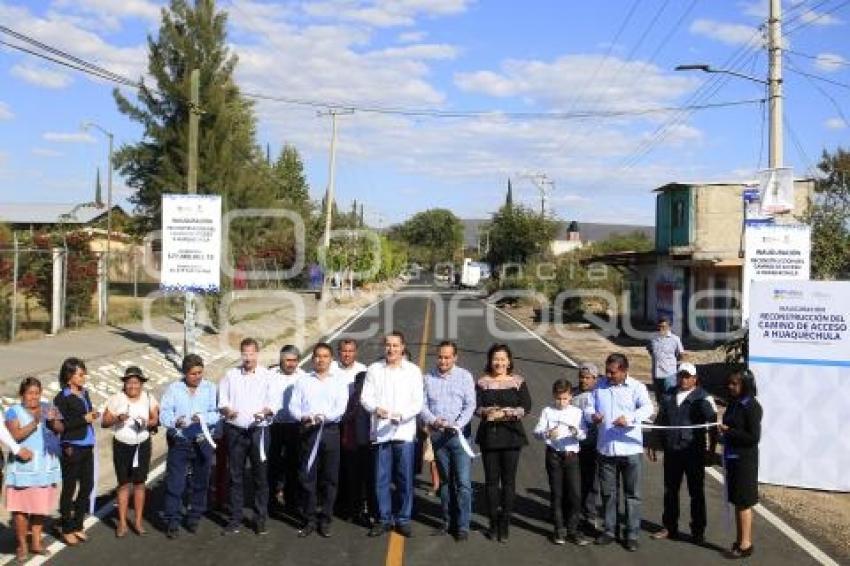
top-left (102, 366), bottom-right (159, 538)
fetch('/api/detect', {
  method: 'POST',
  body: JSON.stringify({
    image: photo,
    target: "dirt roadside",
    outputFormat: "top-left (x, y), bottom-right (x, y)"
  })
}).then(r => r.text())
top-left (499, 302), bottom-right (850, 564)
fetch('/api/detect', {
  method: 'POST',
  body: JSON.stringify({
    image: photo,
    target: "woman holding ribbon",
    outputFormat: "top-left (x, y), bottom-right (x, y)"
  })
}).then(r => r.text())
top-left (718, 369), bottom-right (762, 559)
top-left (5, 377), bottom-right (62, 561)
top-left (102, 366), bottom-right (159, 537)
top-left (52, 357), bottom-right (99, 546)
top-left (159, 353), bottom-right (219, 539)
top-left (475, 343), bottom-right (532, 543)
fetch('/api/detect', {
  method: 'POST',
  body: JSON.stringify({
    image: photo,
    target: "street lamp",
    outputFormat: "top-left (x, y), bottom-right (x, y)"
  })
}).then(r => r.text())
top-left (674, 64), bottom-right (768, 86)
top-left (81, 121), bottom-right (114, 325)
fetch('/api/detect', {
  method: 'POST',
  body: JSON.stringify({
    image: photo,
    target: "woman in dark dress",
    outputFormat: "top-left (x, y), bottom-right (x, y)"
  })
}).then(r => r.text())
top-left (475, 344), bottom-right (532, 543)
top-left (718, 369), bottom-right (762, 559)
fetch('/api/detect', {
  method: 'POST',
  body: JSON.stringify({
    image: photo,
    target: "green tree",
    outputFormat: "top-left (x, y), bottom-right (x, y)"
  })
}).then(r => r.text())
top-left (271, 144), bottom-right (310, 208)
top-left (486, 204), bottom-right (557, 267)
top-left (807, 147), bottom-right (850, 279)
top-left (591, 230), bottom-right (654, 254)
top-left (396, 208), bottom-right (463, 266)
top-left (113, 0), bottom-right (273, 234)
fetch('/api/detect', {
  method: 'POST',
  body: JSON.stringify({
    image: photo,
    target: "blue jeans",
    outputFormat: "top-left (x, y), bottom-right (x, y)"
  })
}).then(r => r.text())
top-left (599, 454), bottom-right (642, 541)
top-left (654, 374), bottom-right (677, 403)
top-left (432, 431), bottom-right (472, 532)
top-left (374, 441), bottom-right (415, 527)
top-left (163, 433), bottom-right (214, 528)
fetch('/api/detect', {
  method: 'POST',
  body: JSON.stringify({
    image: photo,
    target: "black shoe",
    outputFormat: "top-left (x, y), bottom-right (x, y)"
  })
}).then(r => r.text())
top-left (568, 533), bottom-right (592, 546)
top-left (552, 530), bottom-right (566, 545)
top-left (692, 532), bottom-right (705, 546)
top-left (431, 526), bottom-right (449, 537)
top-left (367, 523), bottom-right (391, 537)
top-left (318, 523), bottom-right (331, 538)
top-left (497, 515), bottom-right (509, 543)
top-left (221, 523), bottom-right (241, 536)
top-left (166, 525), bottom-right (180, 539)
top-left (396, 523), bottom-right (413, 538)
top-left (625, 539), bottom-right (639, 552)
top-left (298, 524), bottom-right (314, 538)
top-left (595, 533), bottom-right (615, 546)
top-left (455, 530), bottom-right (469, 542)
top-left (255, 519), bottom-right (268, 536)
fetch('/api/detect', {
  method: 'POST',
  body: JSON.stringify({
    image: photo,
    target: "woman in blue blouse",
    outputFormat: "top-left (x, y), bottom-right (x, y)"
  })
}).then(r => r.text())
top-left (5, 377), bottom-right (63, 562)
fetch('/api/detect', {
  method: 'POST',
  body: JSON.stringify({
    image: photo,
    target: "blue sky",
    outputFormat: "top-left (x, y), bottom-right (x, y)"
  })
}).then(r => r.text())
top-left (1, 0), bottom-right (848, 227)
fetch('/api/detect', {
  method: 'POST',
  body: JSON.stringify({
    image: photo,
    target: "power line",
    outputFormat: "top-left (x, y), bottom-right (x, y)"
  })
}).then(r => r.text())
top-left (0, 24), bottom-right (763, 122)
top-left (783, 64), bottom-right (850, 89)
top-left (785, 48), bottom-right (850, 67)
top-left (785, 58), bottom-right (850, 126)
top-left (784, 0), bottom-right (850, 35)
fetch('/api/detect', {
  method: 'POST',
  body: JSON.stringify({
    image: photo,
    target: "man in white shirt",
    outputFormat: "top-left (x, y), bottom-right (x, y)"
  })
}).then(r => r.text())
top-left (219, 338), bottom-right (274, 536)
top-left (647, 317), bottom-right (685, 403)
top-left (585, 353), bottom-right (653, 552)
top-left (361, 331), bottom-right (424, 538)
top-left (267, 345), bottom-right (306, 514)
top-left (289, 343), bottom-right (349, 538)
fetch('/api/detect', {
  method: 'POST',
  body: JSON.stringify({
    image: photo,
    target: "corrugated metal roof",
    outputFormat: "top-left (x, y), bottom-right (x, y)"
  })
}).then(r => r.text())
top-left (0, 203), bottom-right (122, 224)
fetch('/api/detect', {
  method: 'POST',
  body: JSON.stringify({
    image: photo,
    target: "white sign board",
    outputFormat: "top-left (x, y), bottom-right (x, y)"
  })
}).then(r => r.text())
top-left (161, 194), bottom-right (221, 293)
top-left (758, 167), bottom-right (794, 214)
top-left (742, 223), bottom-right (810, 321)
top-left (749, 280), bottom-right (850, 491)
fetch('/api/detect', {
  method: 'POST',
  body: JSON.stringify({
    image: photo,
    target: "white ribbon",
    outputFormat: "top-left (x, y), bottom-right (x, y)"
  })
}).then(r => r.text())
top-left (90, 412), bottom-right (101, 516)
top-left (132, 444), bottom-right (140, 469)
top-left (638, 422), bottom-right (719, 430)
top-left (454, 428), bottom-right (478, 459)
top-left (196, 414), bottom-right (217, 449)
top-left (259, 425), bottom-right (267, 463)
top-left (306, 419), bottom-right (324, 473)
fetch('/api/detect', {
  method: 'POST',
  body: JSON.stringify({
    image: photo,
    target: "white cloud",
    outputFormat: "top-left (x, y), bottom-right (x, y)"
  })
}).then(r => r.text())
top-left (0, 101), bottom-right (13, 120)
top-left (825, 117), bottom-right (847, 130)
top-left (303, 0), bottom-right (473, 28)
top-left (690, 19), bottom-right (760, 46)
top-left (798, 9), bottom-right (843, 26)
top-left (42, 132), bottom-right (96, 143)
top-left (397, 30), bottom-right (427, 43)
top-left (32, 147), bottom-right (65, 157)
top-left (814, 52), bottom-right (847, 72)
top-left (454, 55), bottom-right (696, 112)
top-left (10, 63), bottom-right (74, 89)
top-left (375, 43), bottom-right (458, 60)
top-left (51, 0), bottom-right (162, 31)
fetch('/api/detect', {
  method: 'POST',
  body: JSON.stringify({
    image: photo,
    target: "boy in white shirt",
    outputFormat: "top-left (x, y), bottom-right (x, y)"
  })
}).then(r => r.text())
top-left (534, 379), bottom-right (591, 547)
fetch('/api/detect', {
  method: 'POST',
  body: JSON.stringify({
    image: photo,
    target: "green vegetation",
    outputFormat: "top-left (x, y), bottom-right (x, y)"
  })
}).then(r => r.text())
top-left (807, 147), bottom-right (850, 280)
top-left (391, 208), bottom-right (463, 266)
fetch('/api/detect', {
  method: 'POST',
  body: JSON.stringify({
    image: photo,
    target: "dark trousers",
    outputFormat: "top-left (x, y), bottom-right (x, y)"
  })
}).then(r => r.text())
top-left (163, 433), bottom-right (214, 527)
top-left (226, 423), bottom-right (270, 523)
top-left (482, 448), bottom-right (521, 525)
top-left (299, 425), bottom-right (341, 526)
top-left (545, 448), bottom-right (581, 535)
top-left (663, 447), bottom-right (706, 535)
top-left (339, 444), bottom-right (376, 518)
top-left (59, 445), bottom-right (94, 533)
top-left (578, 442), bottom-right (600, 522)
top-left (269, 422), bottom-right (300, 507)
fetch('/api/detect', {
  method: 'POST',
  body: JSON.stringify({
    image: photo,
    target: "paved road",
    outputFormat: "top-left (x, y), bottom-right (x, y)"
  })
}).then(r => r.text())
top-left (46, 284), bottom-right (826, 565)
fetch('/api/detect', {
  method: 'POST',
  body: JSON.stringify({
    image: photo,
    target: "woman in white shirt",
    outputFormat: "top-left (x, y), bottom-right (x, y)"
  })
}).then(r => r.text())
top-left (102, 366), bottom-right (159, 538)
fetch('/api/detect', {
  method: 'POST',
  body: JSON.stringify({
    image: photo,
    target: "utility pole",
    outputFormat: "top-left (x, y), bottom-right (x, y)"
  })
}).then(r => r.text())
top-left (768, 0), bottom-right (783, 168)
top-left (318, 108), bottom-right (353, 300)
top-left (184, 68), bottom-right (200, 357)
top-left (105, 130), bottom-right (113, 325)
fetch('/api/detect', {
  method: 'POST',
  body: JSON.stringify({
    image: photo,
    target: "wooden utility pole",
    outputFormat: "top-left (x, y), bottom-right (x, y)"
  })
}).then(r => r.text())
top-left (184, 68), bottom-right (200, 357)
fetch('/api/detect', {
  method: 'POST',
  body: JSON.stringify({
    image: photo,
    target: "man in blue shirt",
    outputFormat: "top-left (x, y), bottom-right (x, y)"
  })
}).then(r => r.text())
top-left (647, 318), bottom-right (684, 403)
top-left (159, 353), bottom-right (220, 538)
top-left (585, 353), bottom-right (653, 552)
top-left (420, 341), bottom-right (476, 541)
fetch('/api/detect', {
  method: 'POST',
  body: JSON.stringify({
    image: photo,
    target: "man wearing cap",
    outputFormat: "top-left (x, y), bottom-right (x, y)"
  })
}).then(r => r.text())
top-left (219, 337), bottom-right (274, 536)
top-left (649, 362), bottom-right (718, 545)
top-left (268, 345), bottom-right (306, 514)
top-left (647, 317), bottom-right (685, 403)
top-left (571, 362), bottom-right (600, 533)
top-left (102, 366), bottom-right (159, 538)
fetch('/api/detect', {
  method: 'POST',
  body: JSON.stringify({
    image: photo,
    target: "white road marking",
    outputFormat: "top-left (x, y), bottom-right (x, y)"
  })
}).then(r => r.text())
top-left (485, 302), bottom-right (579, 367)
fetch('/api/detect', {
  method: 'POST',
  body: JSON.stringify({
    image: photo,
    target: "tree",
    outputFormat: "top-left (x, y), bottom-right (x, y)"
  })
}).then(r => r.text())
top-left (113, 0), bottom-right (274, 234)
top-left (486, 204), bottom-right (557, 267)
top-left (271, 144), bottom-right (310, 208)
top-left (395, 208), bottom-right (463, 266)
top-left (807, 147), bottom-right (850, 279)
top-left (591, 230), bottom-right (654, 254)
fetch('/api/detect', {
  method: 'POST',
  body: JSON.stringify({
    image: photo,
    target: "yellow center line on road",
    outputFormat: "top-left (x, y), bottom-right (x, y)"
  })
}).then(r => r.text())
top-left (385, 298), bottom-right (432, 566)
